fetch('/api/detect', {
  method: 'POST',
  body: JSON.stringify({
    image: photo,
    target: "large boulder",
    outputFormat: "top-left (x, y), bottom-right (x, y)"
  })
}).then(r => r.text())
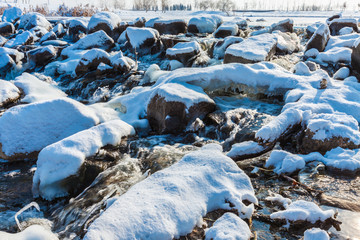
top-left (18, 12), bottom-right (52, 31)
top-left (2, 6), bottom-right (23, 23)
top-left (166, 41), bottom-right (201, 66)
top-left (147, 83), bottom-right (215, 134)
top-left (28, 45), bottom-right (57, 68)
top-left (328, 18), bottom-right (358, 36)
top-left (0, 98), bottom-right (99, 161)
top-left (214, 22), bottom-right (239, 38)
top-left (125, 27), bottom-right (162, 55)
top-left (0, 80), bottom-right (21, 107)
top-left (153, 19), bottom-right (187, 35)
top-left (4, 30), bottom-right (34, 48)
top-left (88, 11), bottom-right (122, 40)
top-left (0, 22), bottom-right (15, 36)
top-left (224, 33), bottom-right (277, 64)
top-left (271, 18), bottom-right (294, 33)
top-left (305, 24), bottom-right (330, 52)
top-left (351, 38), bottom-right (360, 73)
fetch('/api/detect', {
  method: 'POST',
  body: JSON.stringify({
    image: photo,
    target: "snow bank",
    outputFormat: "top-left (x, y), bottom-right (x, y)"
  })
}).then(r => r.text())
top-left (84, 144), bottom-right (257, 240)
top-left (270, 200), bottom-right (335, 224)
top-left (32, 120), bottom-right (135, 200)
top-left (0, 98), bottom-right (99, 159)
top-left (304, 228), bottom-right (329, 240)
top-left (0, 80), bottom-right (20, 106)
top-left (0, 224), bottom-right (58, 240)
top-left (12, 73), bottom-right (66, 103)
top-left (205, 212), bottom-right (252, 240)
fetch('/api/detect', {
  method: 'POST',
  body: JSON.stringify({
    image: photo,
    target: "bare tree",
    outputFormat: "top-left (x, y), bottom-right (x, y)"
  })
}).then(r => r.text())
top-left (161, 0), bottom-right (169, 12)
top-left (113, 0), bottom-right (125, 9)
top-left (216, 0), bottom-right (235, 14)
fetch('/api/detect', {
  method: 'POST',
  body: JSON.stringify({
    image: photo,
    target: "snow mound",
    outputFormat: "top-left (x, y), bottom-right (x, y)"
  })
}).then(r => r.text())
top-left (0, 224), bottom-right (58, 240)
top-left (205, 212), bottom-right (252, 240)
top-left (304, 228), bottom-right (329, 240)
top-left (84, 144), bottom-right (257, 240)
top-left (0, 98), bottom-right (99, 160)
top-left (0, 80), bottom-right (20, 107)
top-left (12, 73), bottom-right (66, 103)
top-left (270, 200), bottom-right (335, 224)
top-left (32, 120), bottom-right (135, 200)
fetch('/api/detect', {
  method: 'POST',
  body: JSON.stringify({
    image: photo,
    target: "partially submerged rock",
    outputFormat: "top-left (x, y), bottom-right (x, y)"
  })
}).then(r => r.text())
top-left (147, 83), bottom-right (215, 134)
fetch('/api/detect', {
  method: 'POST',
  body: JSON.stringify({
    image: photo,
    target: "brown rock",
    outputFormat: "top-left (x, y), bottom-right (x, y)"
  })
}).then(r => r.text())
top-left (305, 24), bottom-right (330, 52)
top-left (329, 19), bottom-right (358, 36)
top-left (153, 20), bottom-right (187, 35)
top-left (28, 46), bottom-right (57, 68)
top-left (0, 22), bottom-right (15, 36)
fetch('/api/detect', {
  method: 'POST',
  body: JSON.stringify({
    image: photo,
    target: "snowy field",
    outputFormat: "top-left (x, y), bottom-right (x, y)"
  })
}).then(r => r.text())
top-left (1, 5), bottom-right (360, 240)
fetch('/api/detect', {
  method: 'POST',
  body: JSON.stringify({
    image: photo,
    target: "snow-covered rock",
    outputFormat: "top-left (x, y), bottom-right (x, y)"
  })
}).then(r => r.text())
top-left (4, 31), bottom-right (33, 48)
top-left (0, 98), bottom-right (99, 161)
top-left (305, 24), bottom-right (330, 52)
top-left (227, 141), bottom-right (267, 161)
top-left (147, 82), bottom-right (215, 133)
top-left (224, 33), bottom-right (277, 64)
top-left (250, 18), bottom-right (293, 36)
top-left (61, 30), bottom-right (114, 58)
top-left (306, 22), bottom-right (322, 37)
top-left (265, 150), bottom-right (306, 174)
top-left (88, 11), bottom-right (122, 39)
top-left (39, 31), bottom-right (56, 44)
top-left (0, 224), bottom-right (58, 240)
top-left (234, 17), bottom-right (248, 30)
top-left (188, 16), bottom-right (219, 34)
top-left (304, 228), bottom-right (329, 240)
top-left (53, 23), bottom-right (66, 38)
top-left (292, 62), bottom-right (311, 76)
top-left (316, 47), bottom-right (352, 65)
top-left (153, 19), bottom-right (187, 35)
top-left (0, 22), bottom-right (15, 36)
top-left (18, 12), bottom-right (51, 31)
top-left (274, 31), bottom-right (300, 54)
top-left (12, 73), bottom-right (66, 103)
top-left (84, 144), bottom-right (257, 240)
top-left (27, 45), bottom-right (57, 68)
top-left (351, 37), bottom-right (360, 73)
top-left (212, 36), bottom-right (243, 59)
top-left (0, 53), bottom-right (16, 77)
top-left (32, 120), bottom-right (135, 200)
top-left (329, 18), bottom-right (358, 36)
top-left (333, 67), bottom-right (350, 80)
top-left (125, 27), bottom-right (161, 55)
top-left (304, 48), bottom-right (319, 58)
top-left (75, 48), bottom-right (111, 76)
top-left (1, 6), bottom-right (23, 23)
top-left (110, 51), bottom-right (136, 74)
top-left (68, 18), bottom-right (88, 41)
top-left (0, 80), bottom-right (20, 107)
top-left (166, 41), bottom-right (201, 66)
top-left (214, 21), bottom-right (239, 38)
top-left (205, 212), bottom-right (252, 240)
top-left (270, 200), bottom-right (335, 224)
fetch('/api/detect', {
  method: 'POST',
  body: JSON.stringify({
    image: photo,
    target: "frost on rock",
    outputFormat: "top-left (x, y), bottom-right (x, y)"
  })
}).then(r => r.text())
top-left (270, 200), bottom-right (335, 224)
top-left (0, 98), bottom-right (99, 161)
top-left (0, 80), bottom-right (21, 107)
top-left (0, 224), bottom-right (58, 240)
top-left (304, 228), bottom-right (329, 240)
top-left (32, 120), bottom-right (135, 200)
top-left (12, 73), bottom-right (66, 103)
top-left (205, 212), bottom-right (252, 240)
top-left (224, 33), bottom-right (277, 64)
top-left (84, 144), bottom-right (257, 240)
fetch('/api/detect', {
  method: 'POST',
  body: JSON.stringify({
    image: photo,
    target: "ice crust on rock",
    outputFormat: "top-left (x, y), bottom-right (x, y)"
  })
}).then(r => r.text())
top-left (32, 120), bottom-right (135, 200)
top-left (205, 212), bottom-right (252, 240)
top-left (84, 144), bottom-right (257, 240)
